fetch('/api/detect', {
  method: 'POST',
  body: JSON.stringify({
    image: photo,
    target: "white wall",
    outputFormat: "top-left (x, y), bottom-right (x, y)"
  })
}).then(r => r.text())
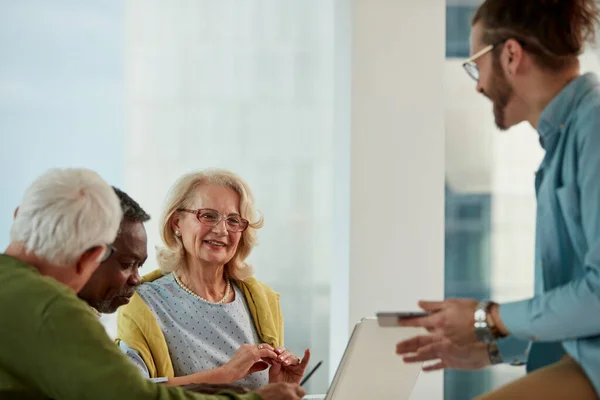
top-left (348, 1), bottom-right (446, 398)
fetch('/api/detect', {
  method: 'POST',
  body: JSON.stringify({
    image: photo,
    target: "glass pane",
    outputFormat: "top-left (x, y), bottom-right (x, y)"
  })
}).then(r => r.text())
top-left (0, 2), bottom-right (341, 396)
top-left (0, 0), bottom-right (126, 245)
top-left (118, 0), bottom-right (337, 394)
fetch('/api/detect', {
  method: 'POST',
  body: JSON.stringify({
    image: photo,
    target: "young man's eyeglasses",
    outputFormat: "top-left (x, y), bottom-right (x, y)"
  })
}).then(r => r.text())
top-left (462, 44), bottom-right (494, 82)
top-left (178, 208), bottom-right (249, 233)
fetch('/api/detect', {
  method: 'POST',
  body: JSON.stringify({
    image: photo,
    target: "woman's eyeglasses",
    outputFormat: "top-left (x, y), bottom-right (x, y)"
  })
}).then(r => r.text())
top-left (178, 208), bottom-right (249, 232)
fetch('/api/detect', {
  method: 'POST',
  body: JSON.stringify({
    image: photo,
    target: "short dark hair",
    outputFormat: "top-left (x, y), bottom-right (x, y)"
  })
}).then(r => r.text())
top-left (112, 186), bottom-right (151, 223)
top-left (473, 0), bottom-right (600, 70)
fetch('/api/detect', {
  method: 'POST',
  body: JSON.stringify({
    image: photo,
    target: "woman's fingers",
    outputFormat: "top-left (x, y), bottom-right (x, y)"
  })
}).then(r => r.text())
top-left (276, 350), bottom-right (296, 365)
top-left (249, 361), bottom-right (270, 374)
top-left (257, 348), bottom-right (279, 361)
top-left (257, 343), bottom-right (276, 352)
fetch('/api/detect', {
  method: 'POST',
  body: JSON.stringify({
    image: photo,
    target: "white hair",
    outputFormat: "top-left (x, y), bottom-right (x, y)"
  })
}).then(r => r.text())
top-left (10, 168), bottom-right (122, 266)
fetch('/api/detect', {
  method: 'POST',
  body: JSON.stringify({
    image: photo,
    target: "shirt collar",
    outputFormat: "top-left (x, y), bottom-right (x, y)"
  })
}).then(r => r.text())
top-left (90, 306), bottom-right (101, 318)
top-left (537, 73), bottom-right (599, 149)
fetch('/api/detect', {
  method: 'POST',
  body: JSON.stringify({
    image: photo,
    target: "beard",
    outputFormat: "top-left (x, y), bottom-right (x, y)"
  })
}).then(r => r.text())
top-left (95, 289), bottom-right (135, 314)
top-left (487, 57), bottom-right (514, 131)
top-left (94, 299), bottom-right (115, 314)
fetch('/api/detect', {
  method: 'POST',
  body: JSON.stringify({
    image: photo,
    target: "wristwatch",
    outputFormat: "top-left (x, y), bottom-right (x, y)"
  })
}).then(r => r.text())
top-left (474, 300), bottom-right (501, 344)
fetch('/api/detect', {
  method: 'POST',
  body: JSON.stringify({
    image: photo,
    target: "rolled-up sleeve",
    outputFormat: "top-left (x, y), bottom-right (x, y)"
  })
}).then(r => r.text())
top-left (496, 336), bottom-right (529, 366)
top-left (118, 340), bottom-right (151, 379)
top-left (499, 109), bottom-right (600, 342)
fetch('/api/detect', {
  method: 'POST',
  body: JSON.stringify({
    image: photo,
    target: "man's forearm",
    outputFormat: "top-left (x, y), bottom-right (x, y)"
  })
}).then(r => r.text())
top-left (166, 367), bottom-right (231, 387)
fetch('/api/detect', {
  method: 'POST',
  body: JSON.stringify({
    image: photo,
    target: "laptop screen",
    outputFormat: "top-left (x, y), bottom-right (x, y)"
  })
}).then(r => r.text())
top-left (324, 317), bottom-right (425, 400)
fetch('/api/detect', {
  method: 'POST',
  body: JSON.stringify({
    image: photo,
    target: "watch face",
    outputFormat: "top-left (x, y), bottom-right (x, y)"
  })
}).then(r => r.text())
top-left (474, 308), bottom-right (487, 321)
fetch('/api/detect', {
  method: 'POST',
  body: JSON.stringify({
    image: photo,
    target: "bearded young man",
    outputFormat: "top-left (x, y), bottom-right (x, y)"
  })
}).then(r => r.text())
top-left (397, 0), bottom-right (600, 398)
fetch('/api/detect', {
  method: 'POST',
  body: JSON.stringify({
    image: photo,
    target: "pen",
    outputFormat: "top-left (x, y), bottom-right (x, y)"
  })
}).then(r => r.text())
top-left (300, 360), bottom-right (322, 386)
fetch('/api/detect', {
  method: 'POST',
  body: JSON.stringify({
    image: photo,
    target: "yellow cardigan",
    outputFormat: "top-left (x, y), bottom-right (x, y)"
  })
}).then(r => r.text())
top-left (116, 270), bottom-right (284, 378)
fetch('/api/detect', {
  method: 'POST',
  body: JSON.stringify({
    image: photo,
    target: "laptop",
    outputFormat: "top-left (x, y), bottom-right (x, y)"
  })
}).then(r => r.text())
top-left (304, 317), bottom-right (425, 400)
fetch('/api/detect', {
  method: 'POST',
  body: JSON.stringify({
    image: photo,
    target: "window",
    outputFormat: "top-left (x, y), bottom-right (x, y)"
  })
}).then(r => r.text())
top-left (118, 1), bottom-right (339, 393)
top-left (1, 2), bottom-right (343, 394)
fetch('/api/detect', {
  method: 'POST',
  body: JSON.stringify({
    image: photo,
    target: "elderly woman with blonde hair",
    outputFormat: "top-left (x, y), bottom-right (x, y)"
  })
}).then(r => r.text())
top-left (117, 169), bottom-right (310, 389)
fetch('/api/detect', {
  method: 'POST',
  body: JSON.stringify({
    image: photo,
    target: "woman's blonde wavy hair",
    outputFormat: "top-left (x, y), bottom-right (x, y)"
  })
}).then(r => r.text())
top-left (156, 169), bottom-right (264, 281)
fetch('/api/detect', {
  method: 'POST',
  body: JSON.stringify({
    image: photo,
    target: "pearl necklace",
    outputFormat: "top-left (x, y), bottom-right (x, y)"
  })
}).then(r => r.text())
top-left (173, 272), bottom-right (231, 305)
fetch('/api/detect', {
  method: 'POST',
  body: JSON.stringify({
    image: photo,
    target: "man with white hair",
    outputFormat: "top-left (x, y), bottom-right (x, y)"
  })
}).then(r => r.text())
top-left (0, 168), bottom-right (304, 400)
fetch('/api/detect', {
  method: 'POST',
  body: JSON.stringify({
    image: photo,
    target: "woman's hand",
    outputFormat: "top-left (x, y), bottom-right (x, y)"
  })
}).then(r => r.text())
top-left (268, 348), bottom-right (311, 384)
top-left (220, 343), bottom-right (279, 383)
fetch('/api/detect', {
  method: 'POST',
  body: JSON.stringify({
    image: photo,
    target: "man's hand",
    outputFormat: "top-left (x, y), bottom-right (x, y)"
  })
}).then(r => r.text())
top-left (396, 334), bottom-right (491, 371)
top-left (255, 382), bottom-right (306, 400)
top-left (397, 299), bottom-right (480, 346)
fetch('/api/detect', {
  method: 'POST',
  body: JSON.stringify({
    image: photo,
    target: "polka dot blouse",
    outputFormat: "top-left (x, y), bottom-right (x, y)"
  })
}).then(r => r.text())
top-left (126, 273), bottom-right (268, 390)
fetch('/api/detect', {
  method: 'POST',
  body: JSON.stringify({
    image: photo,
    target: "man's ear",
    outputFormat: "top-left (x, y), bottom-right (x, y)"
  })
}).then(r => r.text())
top-left (503, 39), bottom-right (524, 75)
top-left (76, 246), bottom-right (105, 276)
top-left (13, 206), bottom-right (19, 219)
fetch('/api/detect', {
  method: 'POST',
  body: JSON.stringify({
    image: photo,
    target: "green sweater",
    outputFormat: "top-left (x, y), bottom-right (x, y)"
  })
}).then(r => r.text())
top-left (0, 254), bottom-right (262, 400)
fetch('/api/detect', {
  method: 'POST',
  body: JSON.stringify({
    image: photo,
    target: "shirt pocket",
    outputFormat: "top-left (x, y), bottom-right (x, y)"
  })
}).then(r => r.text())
top-left (556, 183), bottom-right (587, 263)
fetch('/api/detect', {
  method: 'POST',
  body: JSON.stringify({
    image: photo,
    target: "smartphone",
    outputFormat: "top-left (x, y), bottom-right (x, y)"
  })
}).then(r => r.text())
top-left (376, 311), bottom-right (431, 327)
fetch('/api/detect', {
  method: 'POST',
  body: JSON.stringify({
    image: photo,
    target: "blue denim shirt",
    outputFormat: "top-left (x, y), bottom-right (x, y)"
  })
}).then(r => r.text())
top-left (495, 72), bottom-right (600, 395)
